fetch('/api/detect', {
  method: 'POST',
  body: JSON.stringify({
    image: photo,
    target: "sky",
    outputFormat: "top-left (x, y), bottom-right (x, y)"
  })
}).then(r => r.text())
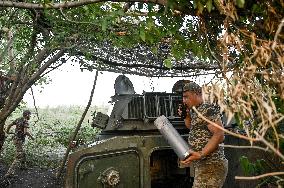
top-left (23, 62), bottom-right (214, 108)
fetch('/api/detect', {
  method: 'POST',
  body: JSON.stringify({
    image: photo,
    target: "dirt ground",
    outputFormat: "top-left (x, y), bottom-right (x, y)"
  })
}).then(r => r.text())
top-left (0, 163), bottom-right (64, 188)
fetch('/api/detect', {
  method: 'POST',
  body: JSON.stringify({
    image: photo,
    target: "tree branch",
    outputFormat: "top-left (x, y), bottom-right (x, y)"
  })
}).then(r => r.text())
top-left (41, 56), bottom-right (71, 77)
top-left (59, 8), bottom-right (98, 25)
top-left (28, 48), bottom-right (66, 87)
top-left (272, 18), bottom-right (284, 50)
top-left (235, 172), bottom-right (284, 180)
top-left (205, 28), bottom-right (231, 85)
top-left (0, 0), bottom-right (167, 9)
top-left (192, 106), bottom-right (259, 142)
top-left (219, 144), bottom-right (270, 152)
top-left (0, 27), bottom-right (15, 64)
top-left (56, 69), bottom-right (99, 178)
top-left (30, 86), bottom-right (40, 122)
top-left (254, 131), bottom-right (284, 161)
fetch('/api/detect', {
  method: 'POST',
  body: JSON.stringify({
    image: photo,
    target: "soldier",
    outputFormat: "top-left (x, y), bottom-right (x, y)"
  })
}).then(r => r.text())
top-left (178, 82), bottom-right (228, 188)
top-left (4, 110), bottom-right (34, 178)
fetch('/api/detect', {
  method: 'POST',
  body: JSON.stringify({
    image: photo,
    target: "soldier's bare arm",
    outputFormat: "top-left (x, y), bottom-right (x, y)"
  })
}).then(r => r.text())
top-left (181, 119), bottom-right (224, 165)
top-left (199, 119), bottom-right (224, 157)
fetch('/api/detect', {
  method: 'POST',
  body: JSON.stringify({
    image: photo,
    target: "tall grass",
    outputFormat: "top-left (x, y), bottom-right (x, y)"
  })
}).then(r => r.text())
top-left (2, 105), bottom-right (109, 168)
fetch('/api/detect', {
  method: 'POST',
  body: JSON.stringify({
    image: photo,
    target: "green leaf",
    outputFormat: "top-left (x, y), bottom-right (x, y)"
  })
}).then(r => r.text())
top-left (197, 1), bottom-right (204, 13)
top-left (147, 33), bottom-right (154, 44)
top-left (148, 3), bottom-right (153, 12)
top-left (164, 59), bottom-right (173, 69)
top-left (240, 156), bottom-right (250, 175)
top-left (206, 0), bottom-right (213, 12)
top-left (252, 4), bottom-right (261, 13)
top-left (101, 19), bottom-right (107, 32)
top-left (146, 18), bottom-right (154, 29)
top-left (236, 0), bottom-right (245, 8)
top-left (117, 9), bottom-right (124, 16)
top-left (193, 0), bottom-right (197, 9)
top-left (239, 156), bottom-right (256, 176)
top-left (139, 27), bottom-right (146, 42)
top-left (138, 2), bottom-right (144, 9)
top-left (254, 159), bottom-right (265, 174)
top-left (43, 0), bottom-right (51, 4)
top-left (152, 46), bottom-right (158, 54)
top-left (83, 5), bottom-right (89, 11)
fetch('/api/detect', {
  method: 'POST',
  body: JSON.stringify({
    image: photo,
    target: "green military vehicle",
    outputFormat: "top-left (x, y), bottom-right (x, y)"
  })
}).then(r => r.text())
top-left (66, 75), bottom-right (193, 188)
top-left (65, 75), bottom-right (262, 188)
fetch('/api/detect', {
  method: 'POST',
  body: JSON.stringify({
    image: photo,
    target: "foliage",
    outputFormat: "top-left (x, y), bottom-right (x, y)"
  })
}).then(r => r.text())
top-left (239, 156), bottom-right (284, 187)
top-left (1, 0), bottom-right (282, 77)
top-left (240, 156), bottom-right (266, 176)
top-left (1, 105), bottom-right (108, 168)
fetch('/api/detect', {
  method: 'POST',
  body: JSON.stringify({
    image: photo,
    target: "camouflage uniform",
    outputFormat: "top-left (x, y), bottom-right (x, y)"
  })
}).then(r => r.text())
top-left (5, 117), bottom-right (29, 177)
top-left (188, 103), bottom-right (228, 188)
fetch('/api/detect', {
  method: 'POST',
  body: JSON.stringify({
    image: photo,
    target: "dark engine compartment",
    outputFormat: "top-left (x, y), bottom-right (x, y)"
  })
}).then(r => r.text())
top-left (150, 149), bottom-right (193, 188)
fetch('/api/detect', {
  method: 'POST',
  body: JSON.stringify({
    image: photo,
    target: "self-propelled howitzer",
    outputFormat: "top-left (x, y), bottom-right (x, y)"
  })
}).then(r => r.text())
top-left (65, 75), bottom-right (193, 188)
top-left (65, 75), bottom-right (253, 188)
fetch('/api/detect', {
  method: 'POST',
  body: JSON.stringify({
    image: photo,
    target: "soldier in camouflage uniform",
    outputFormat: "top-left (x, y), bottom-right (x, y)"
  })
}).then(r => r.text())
top-left (4, 110), bottom-right (34, 177)
top-left (178, 82), bottom-right (228, 188)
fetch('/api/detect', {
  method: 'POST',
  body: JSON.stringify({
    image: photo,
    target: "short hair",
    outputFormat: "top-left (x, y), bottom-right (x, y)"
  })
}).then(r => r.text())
top-left (172, 80), bottom-right (191, 93)
top-left (183, 82), bottom-right (202, 94)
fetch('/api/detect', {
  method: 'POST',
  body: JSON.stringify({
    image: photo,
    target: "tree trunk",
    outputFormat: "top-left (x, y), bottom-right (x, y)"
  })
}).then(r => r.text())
top-left (0, 122), bottom-right (6, 153)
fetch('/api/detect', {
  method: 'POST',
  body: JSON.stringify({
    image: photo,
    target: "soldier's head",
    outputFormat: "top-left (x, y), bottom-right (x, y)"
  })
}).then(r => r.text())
top-left (23, 110), bottom-right (31, 120)
top-left (182, 82), bottom-right (203, 108)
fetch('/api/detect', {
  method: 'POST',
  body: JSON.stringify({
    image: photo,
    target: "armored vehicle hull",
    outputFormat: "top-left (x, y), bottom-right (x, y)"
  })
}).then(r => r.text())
top-left (66, 133), bottom-right (193, 188)
top-left (65, 76), bottom-right (266, 188)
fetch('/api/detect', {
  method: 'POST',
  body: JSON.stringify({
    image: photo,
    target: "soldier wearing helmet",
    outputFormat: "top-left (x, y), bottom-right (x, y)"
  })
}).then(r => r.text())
top-left (4, 109), bottom-right (34, 178)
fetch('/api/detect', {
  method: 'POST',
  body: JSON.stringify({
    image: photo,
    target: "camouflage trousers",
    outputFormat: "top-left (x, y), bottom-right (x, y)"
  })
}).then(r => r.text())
top-left (5, 139), bottom-right (26, 177)
top-left (193, 159), bottom-right (228, 188)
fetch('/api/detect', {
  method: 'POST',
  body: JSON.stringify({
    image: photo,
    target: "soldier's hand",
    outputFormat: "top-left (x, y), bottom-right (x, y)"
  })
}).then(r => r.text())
top-left (177, 106), bottom-right (182, 117)
top-left (180, 150), bottom-right (202, 165)
top-left (178, 104), bottom-right (189, 119)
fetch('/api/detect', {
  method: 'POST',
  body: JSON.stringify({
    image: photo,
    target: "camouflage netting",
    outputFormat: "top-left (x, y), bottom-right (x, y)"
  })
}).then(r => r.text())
top-left (76, 42), bottom-right (226, 77)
